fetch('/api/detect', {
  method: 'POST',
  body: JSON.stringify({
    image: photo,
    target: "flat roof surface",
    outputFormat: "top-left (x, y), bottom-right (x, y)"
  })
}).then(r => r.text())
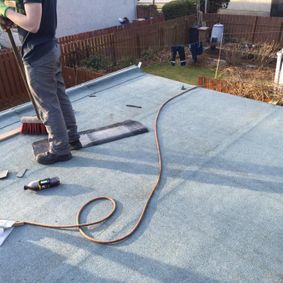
top-left (0, 66), bottom-right (283, 283)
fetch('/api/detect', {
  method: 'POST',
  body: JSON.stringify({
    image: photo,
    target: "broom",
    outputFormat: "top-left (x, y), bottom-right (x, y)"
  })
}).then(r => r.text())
top-left (0, 26), bottom-right (47, 142)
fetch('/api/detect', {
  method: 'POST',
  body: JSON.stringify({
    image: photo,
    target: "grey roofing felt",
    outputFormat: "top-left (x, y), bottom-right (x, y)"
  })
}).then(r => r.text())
top-left (0, 66), bottom-right (283, 283)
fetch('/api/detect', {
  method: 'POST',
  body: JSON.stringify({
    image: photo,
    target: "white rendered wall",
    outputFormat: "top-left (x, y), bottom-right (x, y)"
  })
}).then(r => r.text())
top-left (56, 0), bottom-right (138, 37)
top-left (220, 0), bottom-right (272, 16)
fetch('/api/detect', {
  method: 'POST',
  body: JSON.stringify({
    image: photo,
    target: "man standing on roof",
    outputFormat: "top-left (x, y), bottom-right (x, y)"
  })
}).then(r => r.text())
top-left (0, 0), bottom-right (82, 165)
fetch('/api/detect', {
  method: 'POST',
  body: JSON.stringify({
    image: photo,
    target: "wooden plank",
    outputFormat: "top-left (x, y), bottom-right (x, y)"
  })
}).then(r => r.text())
top-left (0, 127), bottom-right (21, 142)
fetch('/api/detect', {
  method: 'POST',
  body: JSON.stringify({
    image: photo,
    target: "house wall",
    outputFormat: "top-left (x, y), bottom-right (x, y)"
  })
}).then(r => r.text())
top-left (138, 0), bottom-right (170, 3)
top-left (56, 0), bottom-right (137, 37)
top-left (0, 0), bottom-right (138, 48)
top-left (0, 29), bottom-right (21, 49)
top-left (219, 0), bottom-right (272, 16)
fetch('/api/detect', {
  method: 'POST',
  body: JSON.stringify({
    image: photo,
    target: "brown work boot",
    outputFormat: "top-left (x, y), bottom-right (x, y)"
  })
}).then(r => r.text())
top-left (36, 151), bottom-right (72, 165)
top-left (69, 140), bottom-right (82, 150)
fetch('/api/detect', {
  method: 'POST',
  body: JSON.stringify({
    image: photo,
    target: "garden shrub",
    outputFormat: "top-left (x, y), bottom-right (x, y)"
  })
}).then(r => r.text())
top-left (162, 0), bottom-right (195, 20)
top-left (162, 0), bottom-right (230, 20)
top-left (80, 55), bottom-right (113, 71)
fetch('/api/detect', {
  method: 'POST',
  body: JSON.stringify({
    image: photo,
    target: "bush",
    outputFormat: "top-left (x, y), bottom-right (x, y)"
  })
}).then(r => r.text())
top-left (80, 55), bottom-right (113, 71)
top-left (222, 41), bottom-right (278, 67)
top-left (137, 4), bottom-right (160, 18)
top-left (80, 55), bottom-right (136, 72)
top-left (116, 57), bottom-right (136, 69)
top-left (141, 48), bottom-right (155, 61)
top-left (162, 0), bottom-right (195, 20)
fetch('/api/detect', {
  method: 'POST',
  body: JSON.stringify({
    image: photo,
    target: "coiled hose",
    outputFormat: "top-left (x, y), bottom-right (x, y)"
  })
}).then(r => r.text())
top-left (14, 86), bottom-right (198, 244)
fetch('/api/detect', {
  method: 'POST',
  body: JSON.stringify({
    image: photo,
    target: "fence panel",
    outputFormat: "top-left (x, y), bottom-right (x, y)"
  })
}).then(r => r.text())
top-left (60, 15), bottom-right (196, 67)
top-left (62, 67), bottom-right (104, 88)
top-left (204, 14), bottom-right (256, 42)
top-left (138, 23), bottom-right (161, 53)
top-left (0, 50), bottom-right (28, 110)
top-left (204, 14), bottom-right (283, 45)
top-left (254, 16), bottom-right (283, 44)
top-left (113, 29), bottom-right (138, 62)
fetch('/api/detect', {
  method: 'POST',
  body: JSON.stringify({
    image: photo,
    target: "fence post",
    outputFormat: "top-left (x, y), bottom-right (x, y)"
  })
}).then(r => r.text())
top-left (251, 16), bottom-right (258, 43)
top-left (110, 33), bottom-right (117, 65)
top-left (136, 33), bottom-right (141, 58)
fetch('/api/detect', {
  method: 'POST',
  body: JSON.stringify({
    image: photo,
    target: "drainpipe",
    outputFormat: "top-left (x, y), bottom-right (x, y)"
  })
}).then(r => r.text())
top-left (274, 49), bottom-right (283, 85)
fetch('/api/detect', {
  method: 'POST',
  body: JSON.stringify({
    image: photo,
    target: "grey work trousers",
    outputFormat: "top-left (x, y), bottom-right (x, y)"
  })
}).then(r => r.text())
top-left (24, 44), bottom-right (79, 155)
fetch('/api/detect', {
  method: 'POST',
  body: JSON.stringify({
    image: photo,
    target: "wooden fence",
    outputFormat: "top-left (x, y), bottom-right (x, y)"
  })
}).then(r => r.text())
top-left (0, 64), bottom-right (105, 111)
top-left (204, 14), bottom-right (283, 45)
top-left (0, 17), bottom-right (169, 111)
top-left (59, 14), bottom-right (283, 69)
top-left (1, 13), bottom-right (283, 110)
top-left (60, 16), bottom-right (193, 67)
top-left (58, 16), bottom-right (164, 44)
top-left (62, 67), bottom-right (105, 88)
top-left (0, 49), bottom-right (29, 110)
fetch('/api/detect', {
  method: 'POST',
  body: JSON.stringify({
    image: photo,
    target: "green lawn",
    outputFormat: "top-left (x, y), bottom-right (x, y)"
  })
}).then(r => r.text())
top-left (143, 63), bottom-right (215, 85)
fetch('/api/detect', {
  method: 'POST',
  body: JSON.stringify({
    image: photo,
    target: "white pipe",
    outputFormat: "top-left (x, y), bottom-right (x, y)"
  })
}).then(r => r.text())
top-left (274, 49), bottom-right (283, 84)
top-left (279, 63), bottom-right (283, 85)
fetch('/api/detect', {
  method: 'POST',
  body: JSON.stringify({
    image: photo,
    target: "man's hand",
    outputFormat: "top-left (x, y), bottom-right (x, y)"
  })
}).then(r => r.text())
top-left (0, 0), bottom-right (10, 17)
top-left (0, 15), bottom-right (13, 31)
top-left (0, 0), bottom-right (41, 33)
top-left (4, 1), bottom-right (16, 8)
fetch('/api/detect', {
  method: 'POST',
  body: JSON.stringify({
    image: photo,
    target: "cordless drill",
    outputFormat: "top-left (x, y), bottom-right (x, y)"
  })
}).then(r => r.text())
top-left (24, 177), bottom-right (60, 191)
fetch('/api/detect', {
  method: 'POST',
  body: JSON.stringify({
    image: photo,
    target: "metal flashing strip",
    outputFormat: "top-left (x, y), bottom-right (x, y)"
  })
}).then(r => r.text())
top-left (68, 65), bottom-right (145, 102)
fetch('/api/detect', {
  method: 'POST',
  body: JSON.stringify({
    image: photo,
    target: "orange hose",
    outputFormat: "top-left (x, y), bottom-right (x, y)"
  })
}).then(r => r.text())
top-left (15, 86), bottom-right (198, 244)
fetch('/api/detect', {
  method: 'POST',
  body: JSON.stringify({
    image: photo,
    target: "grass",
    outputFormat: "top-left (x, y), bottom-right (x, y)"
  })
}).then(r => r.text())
top-left (143, 62), bottom-right (215, 85)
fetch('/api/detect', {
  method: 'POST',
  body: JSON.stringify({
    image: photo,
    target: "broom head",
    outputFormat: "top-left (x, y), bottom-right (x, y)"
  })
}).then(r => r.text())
top-left (21, 116), bottom-right (47, 135)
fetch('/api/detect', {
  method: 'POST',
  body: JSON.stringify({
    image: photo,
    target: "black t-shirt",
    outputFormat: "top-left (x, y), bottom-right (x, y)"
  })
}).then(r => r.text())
top-left (17, 0), bottom-right (57, 63)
